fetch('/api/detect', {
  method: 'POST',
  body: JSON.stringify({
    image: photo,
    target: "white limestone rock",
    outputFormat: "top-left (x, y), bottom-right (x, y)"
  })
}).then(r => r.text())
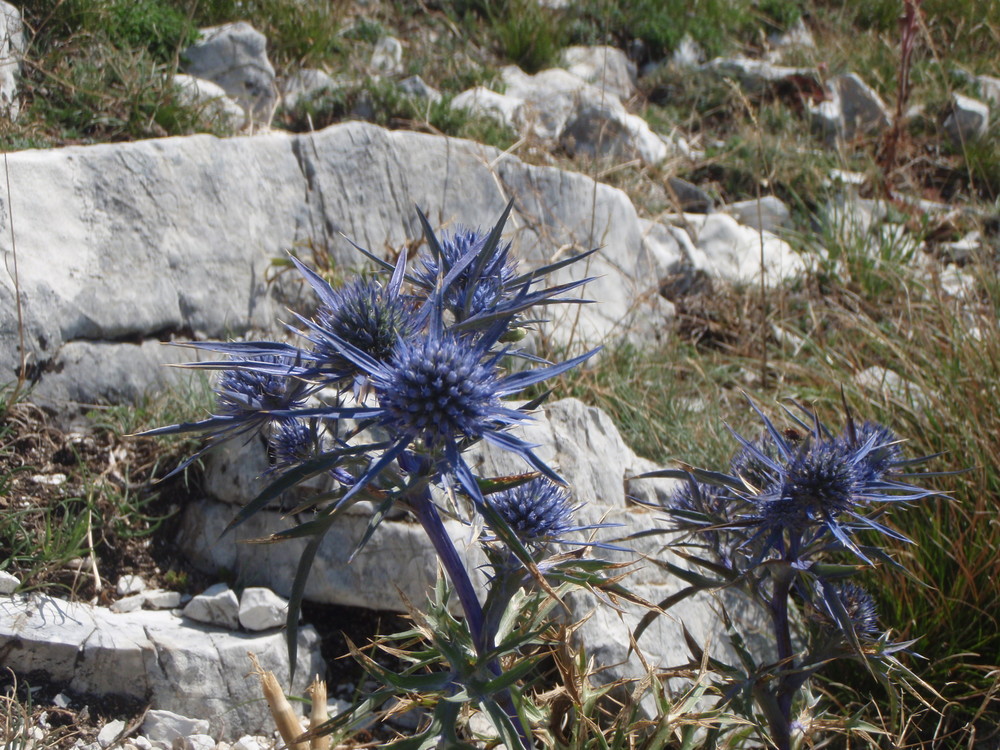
top-left (449, 86), bottom-right (524, 130)
top-left (767, 17), bottom-right (815, 53)
top-left (672, 213), bottom-right (804, 285)
top-left (238, 587), bottom-right (288, 631)
top-left (110, 594), bottom-right (145, 614)
top-left (117, 574), bottom-right (147, 597)
top-left (399, 75), bottom-right (441, 103)
top-left (182, 22), bottom-right (277, 124)
top-left (725, 195), bottom-right (792, 234)
top-left (943, 93), bottom-right (990, 147)
top-left (181, 736), bottom-right (216, 750)
top-left (171, 73), bottom-right (247, 131)
top-left (0, 594), bottom-right (322, 739)
top-left (809, 73), bottom-right (891, 144)
top-left (1, 122), bottom-right (672, 412)
top-left (97, 720), bottom-right (126, 748)
top-left (705, 56), bottom-right (817, 92)
top-left (976, 75), bottom-right (1000, 107)
top-left (143, 590), bottom-right (183, 610)
top-left (671, 34), bottom-right (705, 69)
top-left (561, 99), bottom-right (671, 165)
top-left (370, 36), bottom-right (403, 76)
top-left (183, 583), bottom-right (240, 629)
top-left (142, 710), bottom-right (210, 744)
top-left (560, 45), bottom-right (637, 102)
top-left (638, 218), bottom-right (686, 280)
top-left (280, 68), bottom-right (336, 110)
top-left (0, 570), bottom-right (19, 594)
top-left (0, 1), bottom-right (25, 120)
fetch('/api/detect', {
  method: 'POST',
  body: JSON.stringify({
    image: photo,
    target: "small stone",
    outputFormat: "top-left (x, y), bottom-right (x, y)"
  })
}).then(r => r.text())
top-left (233, 737), bottom-right (267, 750)
top-left (726, 196), bottom-right (792, 233)
top-left (53, 692), bottom-right (72, 708)
top-left (0, 570), bottom-right (19, 594)
top-left (132, 738), bottom-right (154, 750)
top-left (238, 587), bottom-right (288, 631)
top-left (181, 735), bottom-right (215, 750)
top-left (117, 575), bottom-right (147, 597)
top-left (280, 68), bottom-right (336, 110)
top-left (31, 473), bottom-right (67, 486)
top-left (976, 75), bottom-right (1000, 106)
top-left (143, 710), bottom-right (211, 743)
top-left (943, 93), bottom-right (990, 147)
top-left (399, 75), bottom-right (441, 103)
top-left (671, 34), bottom-right (705, 68)
top-left (182, 583), bottom-right (240, 629)
top-left (370, 36), bottom-right (403, 76)
top-left (111, 594), bottom-right (146, 614)
top-left (143, 590), bottom-right (182, 610)
top-left (97, 719), bottom-right (126, 749)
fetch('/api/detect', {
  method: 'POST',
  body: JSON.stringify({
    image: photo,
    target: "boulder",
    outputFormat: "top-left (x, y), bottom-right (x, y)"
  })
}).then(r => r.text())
top-left (0, 594), bottom-right (323, 739)
top-left (176, 398), bottom-right (771, 713)
top-left (182, 22), bottom-right (277, 125)
top-left (0, 1), bottom-right (25, 119)
top-left (0, 122), bottom-right (672, 413)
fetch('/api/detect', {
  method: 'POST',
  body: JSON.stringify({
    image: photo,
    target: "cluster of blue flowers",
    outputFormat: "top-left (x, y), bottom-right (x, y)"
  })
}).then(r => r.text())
top-left (146, 201), bottom-right (938, 749)
top-left (145, 203), bottom-right (602, 749)
top-left (658, 399), bottom-right (937, 750)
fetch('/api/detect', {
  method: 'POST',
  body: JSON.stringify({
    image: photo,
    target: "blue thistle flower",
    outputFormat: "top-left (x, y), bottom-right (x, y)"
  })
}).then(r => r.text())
top-left (758, 440), bottom-right (865, 532)
top-left (216, 354), bottom-right (307, 420)
top-left (289, 255), bottom-right (415, 382)
top-left (413, 226), bottom-right (519, 321)
top-left (831, 581), bottom-right (879, 638)
top-left (725, 399), bottom-right (936, 564)
top-left (486, 478), bottom-right (578, 545)
top-left (136, 352), bottom-right (309, 476)
top-left (374, 330), bottom-right (503, 448)
top-left (268, 418), bottom-right (315, 472)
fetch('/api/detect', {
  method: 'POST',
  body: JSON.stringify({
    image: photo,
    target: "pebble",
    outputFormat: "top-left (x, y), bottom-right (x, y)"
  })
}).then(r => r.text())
top-left (117, 575), bottom-right (147, 596)
top-left (0, 570), bottom-right (20, 594)
top-left (97, 719), bottom-right (126, 748)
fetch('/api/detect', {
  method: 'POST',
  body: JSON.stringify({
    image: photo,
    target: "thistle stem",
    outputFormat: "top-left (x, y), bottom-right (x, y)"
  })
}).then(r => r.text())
top-left (409, 488), bottom-right (532, 750)
top-left (768, 565), bottom-right (797, 750)
top-left (410, 488), bottom-right (488, 653)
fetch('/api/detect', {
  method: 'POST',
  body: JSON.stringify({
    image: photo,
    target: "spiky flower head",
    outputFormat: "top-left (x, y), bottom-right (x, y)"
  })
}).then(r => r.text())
top-left (487, 478), bottom-right (577, 545)
top-left (268, 418), bottom-right (314, 472)
top-left (833, 581), bottom-right (880, 638)
top-left (414, 226), bottom-right (518, 320)
top-left (373, 330), bottom-right (504, 448)
top-left (723, 399), bottom-right (936, 564)
top-left (216, 354), bottom-right (307, 421)
top-left (758, 439), bottom-right (864, 532)
top-left (310, 276), bottom-right (415, 379)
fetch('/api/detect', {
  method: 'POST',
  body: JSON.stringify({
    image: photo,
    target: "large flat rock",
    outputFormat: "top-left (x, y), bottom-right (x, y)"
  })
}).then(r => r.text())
top-left (0, 123), bottom-right (670, 413)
